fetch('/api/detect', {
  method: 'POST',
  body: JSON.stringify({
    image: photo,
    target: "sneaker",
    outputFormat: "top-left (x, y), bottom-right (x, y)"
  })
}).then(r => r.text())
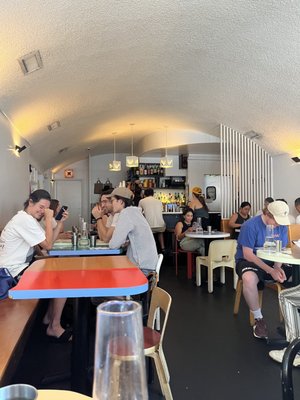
top-left (269, 348), bottom-right (300, 367)
top-left (253, 318), bottom-right (268, 339)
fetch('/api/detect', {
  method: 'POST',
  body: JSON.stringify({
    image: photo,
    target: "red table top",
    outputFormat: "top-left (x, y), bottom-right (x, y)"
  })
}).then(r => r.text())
top-left (9, 256), bottom-right (148, 299)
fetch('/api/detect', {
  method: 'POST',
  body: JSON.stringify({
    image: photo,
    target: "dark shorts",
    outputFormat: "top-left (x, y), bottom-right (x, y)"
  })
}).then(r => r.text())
top-left (236, 259), bottom-right (292, 287)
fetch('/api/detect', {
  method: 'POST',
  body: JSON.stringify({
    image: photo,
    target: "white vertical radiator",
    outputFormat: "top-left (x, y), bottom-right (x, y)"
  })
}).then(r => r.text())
top-left (220, 124), bottom-right (273, 218)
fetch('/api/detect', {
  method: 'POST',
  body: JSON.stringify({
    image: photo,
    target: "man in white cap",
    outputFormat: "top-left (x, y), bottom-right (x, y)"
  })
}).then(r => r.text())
top-left (235, 200), bottom-right (292, 339)
top-left (108, 187), bottom-right (158, 274)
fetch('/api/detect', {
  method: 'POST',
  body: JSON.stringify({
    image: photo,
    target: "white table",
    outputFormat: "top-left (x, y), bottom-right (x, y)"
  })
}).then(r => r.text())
top-left (38, 389), bottom-right (91, 399)
top-left (185, 231), bottom-right (230, 239)
top-left (257, 248), bottom-right (300, 285)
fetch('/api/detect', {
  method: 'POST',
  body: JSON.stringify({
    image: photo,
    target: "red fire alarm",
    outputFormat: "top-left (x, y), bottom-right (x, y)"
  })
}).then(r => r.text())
top-left (64, 169), bottom-right (74, 178)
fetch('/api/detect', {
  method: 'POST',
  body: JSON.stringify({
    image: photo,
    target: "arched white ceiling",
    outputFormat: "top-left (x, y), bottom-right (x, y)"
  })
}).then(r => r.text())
top-left (1, 0), bottom-right (300, 172)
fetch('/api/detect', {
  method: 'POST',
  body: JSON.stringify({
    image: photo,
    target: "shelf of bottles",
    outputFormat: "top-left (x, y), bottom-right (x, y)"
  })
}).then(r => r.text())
top-left (154, 191), bottom-right (186, 212)
top-left (132, 163), bottom-right (163, 188)
top-left (135, 163), bottom-right (164, 177)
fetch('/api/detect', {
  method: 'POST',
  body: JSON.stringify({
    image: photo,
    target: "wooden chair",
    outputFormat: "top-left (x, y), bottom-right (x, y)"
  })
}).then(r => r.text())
top-left (220, 218), bottom-right (234, 238)
top-left (173, 234), bottom-right (197, 279)
top-left (196, 239), bottom-right (238, 293)
top-left (109, 287), bottom-right (173, 399)
top-left (288, 224), bottom-right (300, 247)
top-left (233, 278), bottom-right (283, 325)
top-left (144, 287), bottom-right (173, 399)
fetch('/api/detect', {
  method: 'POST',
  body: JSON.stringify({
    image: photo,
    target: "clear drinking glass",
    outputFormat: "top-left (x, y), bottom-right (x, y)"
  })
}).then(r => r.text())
top-left (93, 301), bottom-right (148, 400)
top-left (264, 224), bottom-right (276, 252)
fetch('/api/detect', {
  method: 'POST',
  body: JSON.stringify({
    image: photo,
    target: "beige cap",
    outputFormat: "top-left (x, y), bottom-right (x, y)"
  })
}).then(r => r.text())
top-left (267, 200), bottom-right (290, 225)
top-left (107, 187), bottom-right (134, 200)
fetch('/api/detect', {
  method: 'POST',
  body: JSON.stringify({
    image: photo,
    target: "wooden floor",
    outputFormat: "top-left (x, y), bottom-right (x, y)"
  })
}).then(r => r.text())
top-left (11, 255), bottom-right (300, 399)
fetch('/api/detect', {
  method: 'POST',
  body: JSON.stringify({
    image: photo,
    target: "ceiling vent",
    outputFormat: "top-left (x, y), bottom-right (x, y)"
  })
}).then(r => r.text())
top-left (48, 121), bottom-right (61, 131)
top-left (244, 130), bottom-right (263, 140)
top-left (18, 50), bottom-right (43, 75)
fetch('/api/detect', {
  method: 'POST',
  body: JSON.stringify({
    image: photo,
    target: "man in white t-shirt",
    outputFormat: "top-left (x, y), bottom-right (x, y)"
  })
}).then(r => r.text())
top-left (138, 188), bottom-right (166, 252)
top-left (0, 190), bottom-right (71, 342)
top-left (92, 189), bottom-right (119, 243)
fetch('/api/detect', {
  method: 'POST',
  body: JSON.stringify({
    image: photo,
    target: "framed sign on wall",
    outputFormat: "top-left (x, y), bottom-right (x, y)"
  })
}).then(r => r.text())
top-left (64, 169), bottom-right (74, 178)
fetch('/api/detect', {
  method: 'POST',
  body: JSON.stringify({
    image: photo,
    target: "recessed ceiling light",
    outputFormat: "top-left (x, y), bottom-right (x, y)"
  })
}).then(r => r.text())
top-left (18, 50), bottom-right (43, 75)
top-left (47, 121), bottom-right (61, 131)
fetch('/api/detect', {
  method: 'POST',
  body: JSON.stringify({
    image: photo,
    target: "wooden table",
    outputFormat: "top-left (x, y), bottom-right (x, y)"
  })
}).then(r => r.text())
top-left (9, 256), bottom-right (148, 394)
top-left (257, 248), bottom-right (300, 285)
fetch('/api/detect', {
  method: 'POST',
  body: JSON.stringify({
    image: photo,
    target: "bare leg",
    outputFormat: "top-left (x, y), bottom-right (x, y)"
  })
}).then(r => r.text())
top-left (242, 271), bottom-right (260, 311)
top-left (158, 232), bottom-right (165, 251)
top-left (45, 298), bottom-right (68, 338)
top-left (42, 300), bottom-right (53, 325)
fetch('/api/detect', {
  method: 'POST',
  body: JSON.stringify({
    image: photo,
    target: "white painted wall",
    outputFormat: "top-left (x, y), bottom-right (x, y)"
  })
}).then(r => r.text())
top-left (187, 154), bottom-right (221, 201)
top-left (90, 153), bottom-right (127, 204)
top-left (0, 115), bottom-right (38, 229)
top-left (53, 159), bottom-right (89, 222)
top-left (273, 154), bottom-right (300, 218)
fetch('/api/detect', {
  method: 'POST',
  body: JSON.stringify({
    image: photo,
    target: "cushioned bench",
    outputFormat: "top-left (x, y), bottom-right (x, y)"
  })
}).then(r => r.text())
top-left (0, 297), bottom-right (39, 385)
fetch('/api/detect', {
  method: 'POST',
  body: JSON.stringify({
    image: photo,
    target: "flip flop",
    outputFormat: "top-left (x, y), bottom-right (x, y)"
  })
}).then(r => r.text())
top-left (48, 328), bottom-right (73, 343)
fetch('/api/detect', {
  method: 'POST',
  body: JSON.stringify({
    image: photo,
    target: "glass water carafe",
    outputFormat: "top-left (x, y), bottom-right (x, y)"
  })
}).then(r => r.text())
top-left (78, 221), bottom-right (89, 248)
top-left (264, 224), bottom-right (276, 251)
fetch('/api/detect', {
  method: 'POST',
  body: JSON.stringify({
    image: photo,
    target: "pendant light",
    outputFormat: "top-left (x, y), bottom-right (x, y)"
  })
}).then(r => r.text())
top-left (126, 123), bottom-right (139, 168)
top-left (160, 126), bottom-right (173, 168)
top-left (108, 132), bottom-right (121, 172)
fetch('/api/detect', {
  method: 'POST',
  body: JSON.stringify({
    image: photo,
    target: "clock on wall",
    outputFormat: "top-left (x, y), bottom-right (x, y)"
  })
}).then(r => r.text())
top-left (64, 169), bottom-right (74, 178)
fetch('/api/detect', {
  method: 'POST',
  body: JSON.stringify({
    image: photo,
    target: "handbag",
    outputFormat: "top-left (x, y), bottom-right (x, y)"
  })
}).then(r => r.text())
top-left (0, 268), bottom-right (17, 300)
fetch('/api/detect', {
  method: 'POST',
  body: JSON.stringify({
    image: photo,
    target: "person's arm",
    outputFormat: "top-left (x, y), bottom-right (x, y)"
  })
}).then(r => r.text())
top-left (228, 213), bottom-right (240, 229)
top-left (39, 208), bottom-right (54, 250)
top-left (109, 213), bottom-right (132, 249)
top-left (96, 218), bottom-right (115, 243)
top-left (174, 222), bottom-right (192, 241)
top-left (243, 246), bottom-right (286, 283)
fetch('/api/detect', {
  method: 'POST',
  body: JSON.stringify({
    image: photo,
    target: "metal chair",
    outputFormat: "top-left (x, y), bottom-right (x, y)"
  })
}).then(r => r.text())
top-left (195, 239), bottom-right (238, 293)
top-left (173, 234), bottom-right (197, 279)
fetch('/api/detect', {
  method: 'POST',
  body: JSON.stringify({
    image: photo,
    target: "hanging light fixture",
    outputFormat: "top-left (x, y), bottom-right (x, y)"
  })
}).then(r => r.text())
top-left (108, 132), bottom-right (121, 172)
top-left (126, 123), bottom-right (139, 168)
top-left (160, 126), bottom-right (173, 168)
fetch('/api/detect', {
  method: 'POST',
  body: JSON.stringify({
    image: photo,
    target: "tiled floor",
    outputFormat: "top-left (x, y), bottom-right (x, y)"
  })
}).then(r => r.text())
top-left (12, 255), bottom-right (300, 399)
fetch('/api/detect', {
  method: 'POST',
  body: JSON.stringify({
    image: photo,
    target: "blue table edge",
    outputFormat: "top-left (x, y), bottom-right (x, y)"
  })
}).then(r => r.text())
top-left (9, 283), bottom-right (148, 299)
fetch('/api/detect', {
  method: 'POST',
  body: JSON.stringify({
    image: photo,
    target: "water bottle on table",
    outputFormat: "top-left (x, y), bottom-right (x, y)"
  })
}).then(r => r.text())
top-left (196, 217), bottom-right (203, 233)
